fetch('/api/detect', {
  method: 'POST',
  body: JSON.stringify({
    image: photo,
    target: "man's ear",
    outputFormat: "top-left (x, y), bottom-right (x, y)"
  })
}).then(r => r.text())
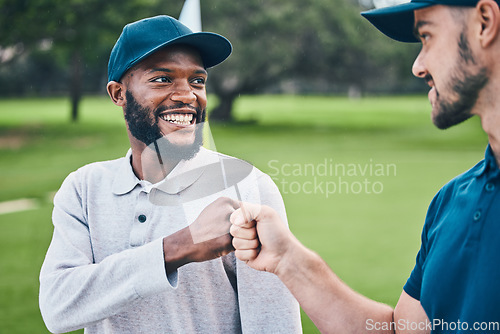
top-left (107, 81), bottom-right (126, 106)
top-left (477, 0), bottom-right (500, 47)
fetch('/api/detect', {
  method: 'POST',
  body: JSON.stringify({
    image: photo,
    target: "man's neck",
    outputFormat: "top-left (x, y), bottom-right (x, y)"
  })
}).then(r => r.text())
top-left (486, 131), bottom-right (500, 169)
top-left (477, 106), bottom-right (500, 167)
top-left (130, 145), bottom-right (179, 183)
top-left (472, 75), bottom-right (500, 167)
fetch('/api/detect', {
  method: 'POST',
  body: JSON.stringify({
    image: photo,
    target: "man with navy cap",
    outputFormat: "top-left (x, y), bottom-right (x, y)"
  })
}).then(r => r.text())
top-left (39, 15), bottom-right (301, 333)
top-left (230, 0), bottom-right (500, 333)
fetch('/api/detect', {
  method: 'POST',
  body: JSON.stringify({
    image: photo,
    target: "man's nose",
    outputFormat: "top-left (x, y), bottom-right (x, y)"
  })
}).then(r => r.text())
top-left (171, 83), bottom-right (196, 104)
top-left (412, 51), bottom-right (427, 79)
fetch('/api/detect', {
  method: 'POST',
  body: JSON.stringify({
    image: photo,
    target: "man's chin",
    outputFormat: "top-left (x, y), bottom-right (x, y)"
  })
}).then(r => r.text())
top-left (166, 137), bottom-right (198, 148)
top-left (432, 109), bottom-right (473, 130)
top-left (152, 136), bottom-right (203, 161)
top-left (175, 143), bottom-right (203, 161)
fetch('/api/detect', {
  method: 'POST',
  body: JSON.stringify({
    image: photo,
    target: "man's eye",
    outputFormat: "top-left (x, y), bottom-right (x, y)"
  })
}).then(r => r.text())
top-left (419, 33), bottom-right (429, 42)
top-left (153, 77), bottom-right (171, 83)
top-left (192, 78), bottom-right (206, 85)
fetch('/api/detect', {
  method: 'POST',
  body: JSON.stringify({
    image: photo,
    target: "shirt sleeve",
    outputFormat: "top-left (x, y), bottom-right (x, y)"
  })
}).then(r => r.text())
top-left (403, 189), bottom-right (442, 301)
top-left (39, 170), bottom-right (172, 333)
top-left (236, 171), bottom-right (302, 333)
top-left (403, 249), bottom-right (425, 300)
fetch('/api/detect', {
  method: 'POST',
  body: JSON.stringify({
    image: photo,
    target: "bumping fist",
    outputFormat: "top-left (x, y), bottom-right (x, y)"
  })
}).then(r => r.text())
top-left (187, 197), bottom-right (240, 262)
top-left (189, 197), bottom-right (240, 244)
top-left (230, 202), bottom-right (293, 274)
top-left (164, 197), bottom-right (240, 274)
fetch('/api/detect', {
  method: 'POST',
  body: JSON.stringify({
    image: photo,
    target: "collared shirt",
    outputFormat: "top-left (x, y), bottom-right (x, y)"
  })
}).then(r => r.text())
top-left (404, 145), bottom-right (500, 333)
top-left (39, 148), bottom-right (301, 334)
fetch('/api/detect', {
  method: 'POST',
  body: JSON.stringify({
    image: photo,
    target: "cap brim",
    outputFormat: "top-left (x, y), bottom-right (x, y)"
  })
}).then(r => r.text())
top-left (361, 1), bottom-right (434, 43)
top-left (127, 32), bottom-right (232, 74)
top-left (168, 32), bottom-right (233, 68)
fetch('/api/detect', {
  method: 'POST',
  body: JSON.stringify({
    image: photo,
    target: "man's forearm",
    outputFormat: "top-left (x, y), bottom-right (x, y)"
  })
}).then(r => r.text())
top-left (275, 236), bottom-right (395, 334)
top-left (163, 227), bottom-right (195, 274)
top-left (163, 226), bottom-right (234, 274)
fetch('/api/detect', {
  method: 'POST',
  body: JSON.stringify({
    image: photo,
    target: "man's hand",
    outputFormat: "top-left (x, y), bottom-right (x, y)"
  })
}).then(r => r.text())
top-left (231, 202), bottom-right (396, 334)
top-left (189, 197), bottom-right (239, 244)
top-left (229, 202), bottom-right (295, 275)
top-left (163, 197), bottom-right (239, 274)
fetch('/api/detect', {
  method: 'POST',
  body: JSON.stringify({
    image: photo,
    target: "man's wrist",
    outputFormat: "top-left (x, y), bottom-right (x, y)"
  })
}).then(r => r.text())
top-left (274, 235), bottom-right (319, 284)
top-left (273, 235), bottom-right (302, 278)
top-left (163, 227), bottom-right (196, 274)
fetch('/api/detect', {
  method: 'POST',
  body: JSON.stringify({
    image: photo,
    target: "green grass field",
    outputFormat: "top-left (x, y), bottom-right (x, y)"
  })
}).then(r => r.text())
top-left (0, 94), bottom-right (488, 333)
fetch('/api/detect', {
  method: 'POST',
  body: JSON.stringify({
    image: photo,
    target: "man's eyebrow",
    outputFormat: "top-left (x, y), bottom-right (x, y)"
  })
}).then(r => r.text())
top-left (194, 69), bottom-right (208, 75)
top-left (413, 20), bottom-right (431, 39)
top-left (148, 68), bottom-right (173, 74)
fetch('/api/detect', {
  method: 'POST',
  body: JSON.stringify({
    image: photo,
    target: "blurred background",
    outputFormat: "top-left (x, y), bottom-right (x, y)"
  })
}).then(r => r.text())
top-left (0, 0), bottom-right (425, 122)
top-left (0, 0), bottom-right (488, 333)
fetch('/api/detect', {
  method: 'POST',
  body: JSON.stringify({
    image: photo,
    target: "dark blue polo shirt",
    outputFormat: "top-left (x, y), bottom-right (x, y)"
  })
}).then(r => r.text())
top-left (404, 145), bottom-right (500, 333)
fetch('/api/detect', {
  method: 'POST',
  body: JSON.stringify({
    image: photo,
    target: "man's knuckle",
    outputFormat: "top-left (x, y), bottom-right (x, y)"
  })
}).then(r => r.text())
top-left (259, 205), bottom-right (274, 219)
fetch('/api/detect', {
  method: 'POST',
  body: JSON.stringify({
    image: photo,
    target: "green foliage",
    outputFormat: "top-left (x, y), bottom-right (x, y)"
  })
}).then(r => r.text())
top-left (0, 0), bottom-right (183, 48)
top-left (203, 0), bottom-right (421, 93)
top-left (0, 0), bottom-right (185, 96)
top-left (200, 0), bottom-right (424, 120)
top-left (0, 95), bottom-right (488, 333)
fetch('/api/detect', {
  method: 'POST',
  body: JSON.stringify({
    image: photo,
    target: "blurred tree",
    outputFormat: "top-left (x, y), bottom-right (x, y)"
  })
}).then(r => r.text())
top-left (202, 0), bottom-right (420, 121)
top-left (0, 0), bottom-right (184, 121)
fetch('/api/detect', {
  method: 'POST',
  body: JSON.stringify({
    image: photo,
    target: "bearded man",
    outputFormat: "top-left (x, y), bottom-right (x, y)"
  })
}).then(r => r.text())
top-left (39, 15), bottom-right (301, 334)
top-left (230, 0), bottom-right (500, 333)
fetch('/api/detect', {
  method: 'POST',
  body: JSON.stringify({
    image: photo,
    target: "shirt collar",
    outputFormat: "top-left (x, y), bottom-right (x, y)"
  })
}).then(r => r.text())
top-left (474, 144), bottom-right (499, 178)
top-left (111, 147), bottom-right (216, 196)
top-left (112, 149), bottom-right (141, 195)
top-left (151, 148), bottom-right (255, 203)
top-left (154, 147), bottom-right (219, 194)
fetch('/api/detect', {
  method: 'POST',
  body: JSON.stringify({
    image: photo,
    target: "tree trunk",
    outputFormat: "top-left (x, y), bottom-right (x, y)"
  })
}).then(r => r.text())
top-left (209, 93), bottom-right (237, 122)
top-left (70, 50), bottom-right (82, 122)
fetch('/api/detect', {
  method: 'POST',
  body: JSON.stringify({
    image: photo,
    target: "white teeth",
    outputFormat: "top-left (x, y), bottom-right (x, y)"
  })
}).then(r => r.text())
top-left (160, 113), bottom-right (194, 126)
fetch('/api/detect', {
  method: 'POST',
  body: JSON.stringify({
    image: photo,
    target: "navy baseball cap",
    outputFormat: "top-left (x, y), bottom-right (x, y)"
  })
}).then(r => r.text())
top-left (361, 0), bottom-right (485, 43)
top-left (108, 15), bottom-right (232, 82)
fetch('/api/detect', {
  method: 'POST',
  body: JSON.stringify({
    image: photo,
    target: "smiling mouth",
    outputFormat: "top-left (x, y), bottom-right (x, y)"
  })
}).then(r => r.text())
top-left (159, 113), bottom-right (195, 126)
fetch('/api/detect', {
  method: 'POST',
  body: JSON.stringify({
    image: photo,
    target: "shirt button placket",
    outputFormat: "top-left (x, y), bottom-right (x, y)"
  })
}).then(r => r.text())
top-left (473, 210), bottom-right (482, 222)
top-left (130, 191), bottom-right (151, 246)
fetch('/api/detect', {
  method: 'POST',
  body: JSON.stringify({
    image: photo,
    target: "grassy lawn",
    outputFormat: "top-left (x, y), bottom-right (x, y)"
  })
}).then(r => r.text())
top-left (0, 94), bottom-right (488, 333)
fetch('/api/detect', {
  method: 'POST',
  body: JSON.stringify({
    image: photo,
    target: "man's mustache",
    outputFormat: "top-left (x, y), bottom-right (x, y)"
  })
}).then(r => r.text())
top-left (155, 103), bottom-right (200, 116)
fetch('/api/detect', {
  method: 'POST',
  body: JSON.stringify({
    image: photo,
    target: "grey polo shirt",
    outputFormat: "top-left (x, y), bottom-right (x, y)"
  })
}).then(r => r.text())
top-left (39, 148), bottom-right (302, 334)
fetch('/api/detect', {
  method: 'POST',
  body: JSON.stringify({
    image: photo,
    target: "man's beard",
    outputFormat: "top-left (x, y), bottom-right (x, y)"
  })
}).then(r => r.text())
top-left (124, 90), bottom-right (205, 161)
top-left (431, 31), bottom-right (489, 130)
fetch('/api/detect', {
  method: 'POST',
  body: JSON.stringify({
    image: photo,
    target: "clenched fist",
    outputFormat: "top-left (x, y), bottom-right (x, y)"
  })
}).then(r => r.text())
top-left (163, 197), bottom-right (239, 274)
